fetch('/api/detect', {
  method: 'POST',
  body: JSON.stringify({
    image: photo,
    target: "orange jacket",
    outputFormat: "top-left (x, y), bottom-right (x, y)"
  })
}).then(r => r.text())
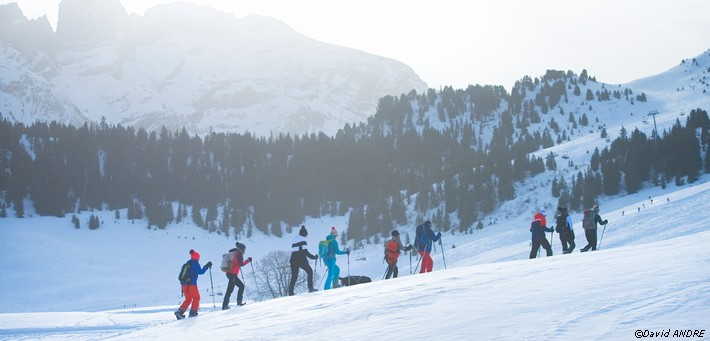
top-left (533, 212), bottom-right (547, 227)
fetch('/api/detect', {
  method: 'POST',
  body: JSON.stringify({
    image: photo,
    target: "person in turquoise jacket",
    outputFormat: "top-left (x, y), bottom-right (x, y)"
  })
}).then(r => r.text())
top-left (323, 227), bottom-right (349, 290)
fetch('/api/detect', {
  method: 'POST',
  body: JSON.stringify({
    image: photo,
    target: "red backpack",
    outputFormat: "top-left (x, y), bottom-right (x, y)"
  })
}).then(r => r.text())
top-left (385, 239), bottom-right (400, 263)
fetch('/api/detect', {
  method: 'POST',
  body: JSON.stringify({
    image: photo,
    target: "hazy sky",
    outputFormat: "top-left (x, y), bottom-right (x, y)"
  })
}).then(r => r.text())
top-left (2, 0), bottom-right (709, 89)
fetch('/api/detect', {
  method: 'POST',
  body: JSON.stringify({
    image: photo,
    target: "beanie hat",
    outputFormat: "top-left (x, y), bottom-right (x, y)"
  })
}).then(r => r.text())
top-left (189, 249), bottom-right (200, 261)
top-left (391, 230), bottom-right (400, 237)
top-left (424, 220), bottom-right (432, 227)
top-left (540, 208), bottom-right (547, 216)
top-left (330, 227), bottom-right (338, 236)
top-left (299, 225), bottom-right (308, 237)
top-left (235, 242), bottom-right (246, 252)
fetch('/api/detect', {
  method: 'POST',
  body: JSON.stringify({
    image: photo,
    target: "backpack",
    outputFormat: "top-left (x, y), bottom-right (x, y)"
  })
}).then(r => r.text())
top-left (220, 251), bottom-right (236, 272)
top-left (178, 261), bottom-right (192, 285)
top-left (318, 239), bottom-right (333, 259)
top-left (583, 209), bottom-right (595, 229)
top-left (415, 224), bottom-right (429, 250)
top-left (385, 239), bottom-right (400, 263)
top-left (556, 214), bottom-right (569, 233)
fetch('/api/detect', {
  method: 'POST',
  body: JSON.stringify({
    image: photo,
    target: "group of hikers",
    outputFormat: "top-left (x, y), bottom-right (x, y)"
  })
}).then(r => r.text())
top-left (174, 220), bottom-right (443, 319)
top-left (529, 205), bottom-right (608, 258)
top-left (174, 206), bottom-right (607, 320)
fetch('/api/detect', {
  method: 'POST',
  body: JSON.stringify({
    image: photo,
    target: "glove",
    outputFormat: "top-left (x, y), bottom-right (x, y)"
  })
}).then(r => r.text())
top-left (437, 232), bottom-right (442, 239)
top-left (315, 254), bottom-right (319, 260)
top-left (603, 220), bottom-right (608, 225)
top-left (205, 261), bottom-right (212, 268)
top-left (247, 257), bottom-right (252, 262)
top-left (346, 250), bottom-right (350, 255)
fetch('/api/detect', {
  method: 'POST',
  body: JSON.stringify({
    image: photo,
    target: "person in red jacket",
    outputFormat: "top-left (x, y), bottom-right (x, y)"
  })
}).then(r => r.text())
top-left (384, 230), bottom-right (413, 279)
top-left (222, 242), bottom-right (252, 310)
top-left (533, 208), bottom-right (547, 228)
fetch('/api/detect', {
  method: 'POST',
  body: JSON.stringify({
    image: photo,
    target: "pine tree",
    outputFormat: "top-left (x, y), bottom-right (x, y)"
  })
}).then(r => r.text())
top-left (551, 177), bottom-right (560, 198)
top-left (191, 205), bottom-right (204, 228)
top-left (546, 152), bottom-right (557, 171)
top-left (72, 214), bottom-right (80, 229)
top-left (14, 198), bottom-right (24, 218)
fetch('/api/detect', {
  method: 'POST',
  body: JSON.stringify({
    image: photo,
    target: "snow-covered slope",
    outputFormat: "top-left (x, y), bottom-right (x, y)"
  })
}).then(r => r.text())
top-left (627, 49), bottom-right (710, 113)
top-left (0, 1), bottom-right (427, 136)
top-left (0, 179), bottom-right (708, 340)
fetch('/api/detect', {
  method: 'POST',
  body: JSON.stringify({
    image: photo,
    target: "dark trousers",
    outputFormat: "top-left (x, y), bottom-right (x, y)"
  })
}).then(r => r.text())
top-left (385, 261), bottom-right (399, 279)
top-left (583, 228), bottom-right (598, 251)
top-left (288, 260), bottom-right (314, 295)
top-left (559, 230), bottom-right (576, 253)
top-left (530, 238), bottom-right (553, 258)
top-left (223, 273), bottom-right (244, 308)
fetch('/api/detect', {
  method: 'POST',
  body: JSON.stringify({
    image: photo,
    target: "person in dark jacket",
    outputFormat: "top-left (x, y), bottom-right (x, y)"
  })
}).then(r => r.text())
top-left (555, 207), bottom-right (576, 254)
top-left (288, 225), bottom-right (318, 296)
top-left (416, 221), bottom-right (442, 273)
top-left (384, 229), bottom-right (413, 279)
top-left (529, 215), bottom-right (554, 259)
top-left (175, 249), bottom-right (212, 319)
top-left (222, 242), bottom-right (252, 309)
top-left (581, 205), bottom-right (608, 252)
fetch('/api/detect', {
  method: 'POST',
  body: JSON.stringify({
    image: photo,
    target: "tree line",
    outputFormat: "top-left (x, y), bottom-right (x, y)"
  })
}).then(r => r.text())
top-left (0, 70), bottom-right (704, 244)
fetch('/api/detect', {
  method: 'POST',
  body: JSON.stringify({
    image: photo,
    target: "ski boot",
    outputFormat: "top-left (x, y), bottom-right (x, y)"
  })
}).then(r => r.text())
top-left (174, 309), bottom-right (186, 320)
top-left (188, 310), bottom-right (198, 318)
top-left (308, 288), bottom-right (318, 293)
top-left (236, 301), bottom-right (246, 306)
top-left (222, 305), bottom-right (230, 310)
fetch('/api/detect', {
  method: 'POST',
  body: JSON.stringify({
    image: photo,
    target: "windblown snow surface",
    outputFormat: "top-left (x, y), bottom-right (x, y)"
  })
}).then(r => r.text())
top-left (0, 178), bottom-right (708, 340)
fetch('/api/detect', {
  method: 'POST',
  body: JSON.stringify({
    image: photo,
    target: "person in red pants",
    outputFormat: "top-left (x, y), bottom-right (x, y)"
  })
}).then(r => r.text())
top-left (415, 221), bottom-right (441, 273)
top-left (175, 249), bottom-right (212, 319)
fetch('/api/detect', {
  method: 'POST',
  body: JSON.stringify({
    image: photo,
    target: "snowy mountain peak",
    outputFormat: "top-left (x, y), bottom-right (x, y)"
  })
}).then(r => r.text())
top-left (56, 0), bottom-right (130, 42)
top-left (0, 1), bottom-right (427, 136)
top-left (0, 3), bottom-right (52, 57)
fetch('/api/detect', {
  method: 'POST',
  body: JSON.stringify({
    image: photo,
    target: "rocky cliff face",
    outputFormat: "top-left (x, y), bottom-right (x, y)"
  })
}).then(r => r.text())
top-left (0, 1), bottom-right (427, 136)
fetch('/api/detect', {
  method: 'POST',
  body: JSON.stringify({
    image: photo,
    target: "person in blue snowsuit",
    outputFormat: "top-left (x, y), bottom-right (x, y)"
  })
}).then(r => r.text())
top-left (323, 227), bottom-right (349, 290)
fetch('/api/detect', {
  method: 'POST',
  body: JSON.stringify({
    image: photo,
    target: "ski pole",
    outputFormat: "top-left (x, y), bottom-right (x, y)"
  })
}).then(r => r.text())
top-left (382, 264), bottom-right (389, 280)
top-left (347, 250), bottom-right (351, 286)
top-left (313, 257), bottom-right (318, 278)
top-left (413, 253), bottom-right (422, 274)
top-left (598, 222), bottom-right (608, 250)
top-left (409, 250), bottom-right (412, 275)
top-left (317, 267), bottom-right (328, 289)
top-left (439, 238), bottom-right (447, 270)
top-left (209, 267), bottom-right (216, 309)
top-left (240, 269), bottom-right (248, 299)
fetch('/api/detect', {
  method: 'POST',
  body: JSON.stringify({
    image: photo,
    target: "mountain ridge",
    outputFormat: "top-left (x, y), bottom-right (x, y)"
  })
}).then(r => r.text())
top-left (0, 1), bottom-right (427, 136)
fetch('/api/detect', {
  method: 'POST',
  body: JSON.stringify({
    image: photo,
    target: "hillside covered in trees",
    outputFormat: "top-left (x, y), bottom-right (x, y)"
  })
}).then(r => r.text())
top-left (1, 67), bottom-right (708, 244)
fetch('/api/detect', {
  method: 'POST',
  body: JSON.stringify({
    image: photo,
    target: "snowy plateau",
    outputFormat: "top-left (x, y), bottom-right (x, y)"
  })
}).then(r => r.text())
top-left (0, 0), bottom-right (426, 136)
top-left (0, 47), bottom-right (709, 339)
